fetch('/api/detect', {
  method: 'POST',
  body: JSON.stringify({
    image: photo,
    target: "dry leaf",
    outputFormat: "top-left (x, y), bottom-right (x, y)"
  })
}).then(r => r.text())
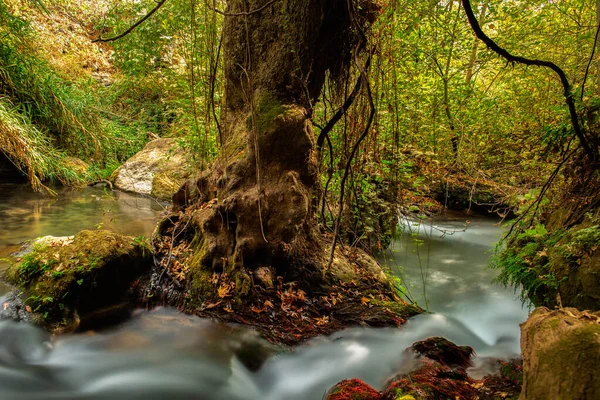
top-left (25, 306), bottom-right (32, 313)
top-left (2, 302), bottom-right (8, 311)
top-left (361, 297), bottom-right (370, 305)
top-left (250, 305), bottom-right (265, 314)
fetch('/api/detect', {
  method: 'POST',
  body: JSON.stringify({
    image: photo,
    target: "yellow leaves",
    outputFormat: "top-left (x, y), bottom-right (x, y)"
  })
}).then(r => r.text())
top-left (223, 303), bottom-right (234, 313)
top-left (25, 305), bottom-right (32, 313)
top-left (536, 250), bottom-right (547, 258)
top-left (469, 381), bottom-right (484, 389)
top-left (315, 316), bottom-right (329, 325)
top-left (251, 300), bottom-right (274, 314)
top-left (218, 281), bottom-right (235, 298)
top-left (361, 297), bottom-right (371, 305)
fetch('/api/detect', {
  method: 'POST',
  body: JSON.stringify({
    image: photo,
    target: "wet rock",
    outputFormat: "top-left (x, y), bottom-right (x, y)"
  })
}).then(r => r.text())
top-left (2, 230), bottom-right (152, 332)
top-left (410, 336), bottom-right (474, 369)
top-left (383, 338), bottom-right (476, 400)
top-left (477, 358), bottom-right (522, 400)
top-left (113, 138), bottom-right (190, 200)
top-left (325, 337), bottom-right (522, 400)
top-left (324, 378), bottom-right (382, 400)
top-left (520, 307), bottom-right (600, 400)
top-left (383, 358), bottom-right (477, 400)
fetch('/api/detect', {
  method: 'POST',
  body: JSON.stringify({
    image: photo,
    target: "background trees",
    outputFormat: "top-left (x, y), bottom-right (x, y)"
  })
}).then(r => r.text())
top-left (2, 0), bottom-right (600, 250)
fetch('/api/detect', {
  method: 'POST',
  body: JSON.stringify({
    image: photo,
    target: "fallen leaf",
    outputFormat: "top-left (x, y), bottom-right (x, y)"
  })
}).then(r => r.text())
top-left (25, 306), bottom-right (32, 313)
top-left (361, 297), bottom-right (370, 305)
top-left (3, 302), bottom-right (9, 310)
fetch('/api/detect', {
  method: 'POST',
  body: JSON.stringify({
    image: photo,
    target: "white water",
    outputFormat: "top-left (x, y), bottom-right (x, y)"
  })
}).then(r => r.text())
top-left (0, 186), bottom-right (529, 399)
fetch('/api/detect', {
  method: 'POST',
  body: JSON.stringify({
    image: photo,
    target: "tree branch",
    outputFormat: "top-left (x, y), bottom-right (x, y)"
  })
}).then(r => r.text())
top-left (462, 0), bottom-right (597, 161)
top-left (316, 56), bottom-right (370, 152)
top-left (93, 0), bottom-right (168, 43)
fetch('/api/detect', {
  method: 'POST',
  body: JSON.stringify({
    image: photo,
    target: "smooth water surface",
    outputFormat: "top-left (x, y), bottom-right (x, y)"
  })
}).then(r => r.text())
top-left (0, 185), bottom-right (528, 399)
top-left (0, 183), bottom-right (166, 294)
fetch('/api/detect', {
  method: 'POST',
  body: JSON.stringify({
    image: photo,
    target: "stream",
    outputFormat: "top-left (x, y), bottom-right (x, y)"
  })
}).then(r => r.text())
top-left (0, 184), bottom-right (529, 399)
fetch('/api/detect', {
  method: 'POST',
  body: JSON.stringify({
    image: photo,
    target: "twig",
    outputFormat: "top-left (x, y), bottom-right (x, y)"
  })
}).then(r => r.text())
top-left (93, 0), bottom-right (168, 43)
top-left (328, 55), bottom-right (375, 268)
top-left (316, 57), bottom-right (370, 151)
top-left (581, 22), bottom-right (600, 101)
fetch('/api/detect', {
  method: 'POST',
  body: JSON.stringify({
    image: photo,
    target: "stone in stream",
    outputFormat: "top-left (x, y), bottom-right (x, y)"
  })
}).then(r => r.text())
top-left (519, 307), bottom-right (600, 400)
top-left (112, 138), bottom-right (190, 201)
top-left (324, 336), bottom-right (523, 400)
top-left (1, 230), bottom-right (152, 333)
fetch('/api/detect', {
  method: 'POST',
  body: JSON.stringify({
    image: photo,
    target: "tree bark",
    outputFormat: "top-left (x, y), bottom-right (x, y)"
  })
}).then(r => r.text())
top-left (155, 0), bottom-right (385, 301)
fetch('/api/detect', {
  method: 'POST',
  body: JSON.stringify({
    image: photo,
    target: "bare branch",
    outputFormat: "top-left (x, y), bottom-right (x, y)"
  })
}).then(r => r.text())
top-left (93, 0), bottom-right (168, 43)
top-left (462, 0), bottom-right (597, 161)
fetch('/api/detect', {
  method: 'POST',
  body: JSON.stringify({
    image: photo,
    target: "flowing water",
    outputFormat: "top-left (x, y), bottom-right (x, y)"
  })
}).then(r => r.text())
top-left (0, 185), bottom-right (529, 399)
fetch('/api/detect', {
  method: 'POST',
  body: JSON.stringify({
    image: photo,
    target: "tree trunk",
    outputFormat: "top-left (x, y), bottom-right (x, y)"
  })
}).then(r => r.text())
top-left (150, 0), bottom-right (397, 309)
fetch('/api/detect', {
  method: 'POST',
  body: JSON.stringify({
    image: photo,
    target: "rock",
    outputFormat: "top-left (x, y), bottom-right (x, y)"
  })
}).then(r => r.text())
top-left (2, 230), bottom-right (152, 332)
top-left (383, 359), bottom-right (477, 400)
top-left (324, 378), bottom-right (382, 400)
top-left (519, 307), bottom-right (600, 400)
top-left (410, 336), bottom-right (474, 369)
top-left (478, 358), bottom-right (523, 400)
top-left (113, 138), bottom-right (189, 200)
top-left (325, 337), bottom-right (522, 400)
top-left (382, 337), bottom-right (477, 399)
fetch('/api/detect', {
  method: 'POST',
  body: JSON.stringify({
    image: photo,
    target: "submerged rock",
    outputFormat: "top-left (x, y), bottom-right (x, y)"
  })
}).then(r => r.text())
top-left (520, 307), bottom-right (600, 400)
top-left (2, 230), bottom-right (152, 332)
top-left (113, 138), bottom-right (190, 200)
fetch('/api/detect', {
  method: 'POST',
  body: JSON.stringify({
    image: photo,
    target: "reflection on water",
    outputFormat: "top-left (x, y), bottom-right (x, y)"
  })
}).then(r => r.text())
top-left (0, 183), bottom-right (165, 295)
top-left (380, 213), bottom-right (530, 353)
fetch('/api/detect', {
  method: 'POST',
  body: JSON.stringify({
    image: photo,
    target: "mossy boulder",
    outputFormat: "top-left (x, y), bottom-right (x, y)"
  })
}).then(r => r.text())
top-left (3, 230), bottom-right (152, 331)
top-left (113, 138), bottom-right (190, 201)
top-left (519, 307), bottom-right (600, 400)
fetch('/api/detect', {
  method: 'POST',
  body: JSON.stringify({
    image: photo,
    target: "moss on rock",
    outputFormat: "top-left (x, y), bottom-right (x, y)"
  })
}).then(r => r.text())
top-left (520, 307), bottom-right (600, 400)
top-left (3, 230), bottom-right (152, 331)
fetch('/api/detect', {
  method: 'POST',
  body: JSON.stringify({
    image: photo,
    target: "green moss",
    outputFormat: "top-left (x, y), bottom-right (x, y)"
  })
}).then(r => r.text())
top-left (371, 299), bottom-right (423, 318)
top-left (538, 324), bottom-right (600, 376)
top-left (5, 230), bottom-right (152, 323)
top-left (247, 94), bottom-right (285, 133)
top-left (151, 169), bottom-right (186, 200)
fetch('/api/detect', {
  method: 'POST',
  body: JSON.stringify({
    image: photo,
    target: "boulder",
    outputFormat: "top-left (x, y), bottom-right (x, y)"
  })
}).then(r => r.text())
top-left (2, 230), bottom-right (152, 332)
top-left (113, 138), bottom-right (189, 200)
top-left (519, 307), bottom-right (600, 400)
